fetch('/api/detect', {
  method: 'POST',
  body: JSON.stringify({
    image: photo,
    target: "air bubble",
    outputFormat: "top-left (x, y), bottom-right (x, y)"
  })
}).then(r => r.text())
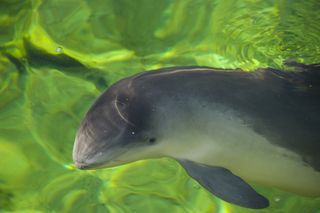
top-left (55, 46), bottom-right (63, 53)
top-left (274, 197), bottom-right (281, 202)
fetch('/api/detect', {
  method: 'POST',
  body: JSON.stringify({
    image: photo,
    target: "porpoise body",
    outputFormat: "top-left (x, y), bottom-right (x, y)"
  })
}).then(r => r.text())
top-left (73, 65), bottom-right (320, 209)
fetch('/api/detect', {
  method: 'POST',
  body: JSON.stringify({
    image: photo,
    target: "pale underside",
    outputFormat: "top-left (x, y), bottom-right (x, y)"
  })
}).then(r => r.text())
top-left (122, 102), bottom-right (320, 196)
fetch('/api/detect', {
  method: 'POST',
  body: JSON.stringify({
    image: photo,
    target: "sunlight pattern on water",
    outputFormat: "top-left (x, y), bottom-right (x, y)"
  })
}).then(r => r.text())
top-left (0, 0), bottom-right (320, 212)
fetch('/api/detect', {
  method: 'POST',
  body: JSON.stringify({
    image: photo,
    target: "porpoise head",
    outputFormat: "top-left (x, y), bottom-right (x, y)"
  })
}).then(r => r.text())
top-left (72, 78), bottom-right (162, 169)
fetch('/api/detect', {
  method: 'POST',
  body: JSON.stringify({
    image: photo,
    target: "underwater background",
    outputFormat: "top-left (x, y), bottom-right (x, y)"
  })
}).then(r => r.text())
top-left (0, 0), bottom-right (320, 212)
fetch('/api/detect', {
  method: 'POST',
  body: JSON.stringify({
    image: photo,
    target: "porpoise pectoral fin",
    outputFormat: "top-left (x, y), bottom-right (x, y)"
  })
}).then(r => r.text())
top-left (177, 159), bottom-right (269, 209)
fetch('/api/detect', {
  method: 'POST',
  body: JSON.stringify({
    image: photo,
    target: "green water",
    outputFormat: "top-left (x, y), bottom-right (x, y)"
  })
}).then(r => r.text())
top-left (0, 0), bottom-right (320, 212)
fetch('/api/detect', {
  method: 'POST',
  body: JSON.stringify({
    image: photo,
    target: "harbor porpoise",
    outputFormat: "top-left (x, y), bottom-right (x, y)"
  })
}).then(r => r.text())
top-left (73, 65), bottom-right (320, 209)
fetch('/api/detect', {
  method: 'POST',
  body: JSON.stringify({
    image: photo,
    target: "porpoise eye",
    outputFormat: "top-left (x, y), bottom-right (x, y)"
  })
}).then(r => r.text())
top-left (148, 137), bottom-right (156, 144)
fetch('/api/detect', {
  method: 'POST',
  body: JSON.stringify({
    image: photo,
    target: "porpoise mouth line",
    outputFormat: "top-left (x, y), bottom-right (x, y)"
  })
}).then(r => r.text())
top-left (75, 160), bottom-right (114, 170)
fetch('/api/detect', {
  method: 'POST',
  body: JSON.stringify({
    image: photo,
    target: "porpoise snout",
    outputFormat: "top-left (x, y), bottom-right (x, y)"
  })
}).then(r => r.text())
top-left (72, 130), bottom-right (100, 170)
top-left (73, 145), bottom-right (102, 170)
top-left (72, 132), bottom-right (122, 170)
top-left (74, 161), bottom-right (90, 169)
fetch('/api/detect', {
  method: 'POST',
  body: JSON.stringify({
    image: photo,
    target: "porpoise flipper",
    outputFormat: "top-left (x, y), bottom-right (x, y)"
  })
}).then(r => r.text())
top-left (177, 159), bottom-right (269, 209)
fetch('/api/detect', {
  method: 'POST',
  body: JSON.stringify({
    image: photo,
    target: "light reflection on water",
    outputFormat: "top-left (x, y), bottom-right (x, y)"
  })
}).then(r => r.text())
top-left (0, 0), bottom-right (320, 212)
